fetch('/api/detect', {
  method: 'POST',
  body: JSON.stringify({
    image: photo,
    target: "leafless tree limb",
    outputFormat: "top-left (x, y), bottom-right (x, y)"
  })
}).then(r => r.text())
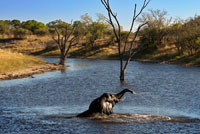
top-left (52, 24), bottom-right (78, 65)
top-left (100, 0), bottom-right (150, 81)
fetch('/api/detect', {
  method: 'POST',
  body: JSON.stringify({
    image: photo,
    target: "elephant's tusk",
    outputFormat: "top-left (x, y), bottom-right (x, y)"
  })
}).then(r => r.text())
top-left (119, 97), bottom-right (125, 102)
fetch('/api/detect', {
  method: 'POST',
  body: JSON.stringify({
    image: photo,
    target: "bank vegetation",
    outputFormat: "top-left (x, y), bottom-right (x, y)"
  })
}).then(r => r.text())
top-left (1, 10), bottom-right (200, 66)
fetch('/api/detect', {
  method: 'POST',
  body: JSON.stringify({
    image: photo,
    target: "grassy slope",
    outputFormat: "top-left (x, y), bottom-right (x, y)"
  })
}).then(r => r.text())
top-left (40, 45), bottom-right (119, 59)
top-left (134, 45), bottom-right (200, 66)
top-left (1, 36), bottom-right (199, 66)
top-left (0, 49), bottom-right (46, 74)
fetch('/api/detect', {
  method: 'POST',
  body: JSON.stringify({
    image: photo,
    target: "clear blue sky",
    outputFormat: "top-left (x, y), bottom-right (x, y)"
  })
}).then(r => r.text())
top-left (0, 0), bottom-right (200, 30)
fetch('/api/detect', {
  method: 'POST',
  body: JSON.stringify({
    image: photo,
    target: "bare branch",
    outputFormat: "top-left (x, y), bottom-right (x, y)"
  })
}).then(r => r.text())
top-left (123, 3), bottom-right (137, 56)
top-left (129, 21), bottom-right (148, 57)
top-left (55, 28), bottom-right (60, 43)
top-left (122, 22), bottom-right (148, 72)
top-left (52, 35), bottom-right (58, 44)
top-left (64, 35), bottom-right (78, 57)
top-left (101, 0), bottom-right (123, 57)
top-left (51, 22), bottom-right (78, 65)
top-left (100, 0), bottom-right (150, 81)
top-left (101, 0), bottom-right (119, 40)
top-left (123, 0), bottom-right (150, 56)
top-left (54, 28), bottom-right (62, 50)
top-left (65, 25), bottom-right (77, 44)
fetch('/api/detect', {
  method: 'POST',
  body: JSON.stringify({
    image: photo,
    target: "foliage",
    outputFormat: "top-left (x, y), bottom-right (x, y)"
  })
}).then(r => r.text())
top-left (196, 37), bottom-right (200, 49)
top-left (34, 28), bottom-right (48, 36)
top-left (139, 9), bottom-right (171, 50)
top-left (1, 12), bottom-right (200, 58)
top-left (73, 21), bottom-right (87, 37)
top-left (21, 20), bottom-right (48, 35)
top-left (0, 20), bottom-right (10, 34)
top-left (47, 19), bottom-right (72, 35)
top-left (169, 16), bottom-right (200, 55)
top-left (0, 19), bottom-right (48, 36)
top-left (139, 9), bottom-right (200, 56)
top-left (11, 19), bottom-right (21, 28)
top-left (86, 22), bottom-right (108, 47)
top-left (13, 28), bottom-right (31, 38)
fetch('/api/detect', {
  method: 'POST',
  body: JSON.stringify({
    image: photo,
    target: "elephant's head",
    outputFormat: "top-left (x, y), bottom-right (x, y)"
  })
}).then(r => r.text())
top-left (98, 88), bottom-right (135, 114)
top-left (77, 88), bottom-right (136, 117)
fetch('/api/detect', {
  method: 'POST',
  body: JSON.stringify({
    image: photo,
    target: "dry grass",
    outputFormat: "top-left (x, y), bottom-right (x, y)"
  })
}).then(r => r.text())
top-left (134, 44), bottom-right (200, 66)
top-left (0, 35), bottom-right (119, 58)
top-left (0, 49), bottom-right (46, 74)
top-left (1, 35), bottom-right (199, 66)
top-left (0, 35), bottom-right (54, 54)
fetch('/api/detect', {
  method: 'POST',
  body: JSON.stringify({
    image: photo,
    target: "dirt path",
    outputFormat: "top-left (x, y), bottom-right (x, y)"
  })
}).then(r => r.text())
top-left (0, 64), bottom-right (64, 81)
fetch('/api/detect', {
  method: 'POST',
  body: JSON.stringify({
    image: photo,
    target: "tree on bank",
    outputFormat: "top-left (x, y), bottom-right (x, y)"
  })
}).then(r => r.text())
top-left (22, 20), bottom-right (48, 36)
top-left (0, 20), bottom-right (10, 35)
top-left (138, 9), bottom-right (172, 51)
top-left (80, 13), bottom-right (109, 48)
top-left (47, 20), bottom-right (78, 65)
top-left (100, 0), bottom-right (150, 81)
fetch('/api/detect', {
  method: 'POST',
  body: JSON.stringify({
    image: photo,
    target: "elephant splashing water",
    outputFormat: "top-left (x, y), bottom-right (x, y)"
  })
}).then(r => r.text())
top-left (77, 89), bottom-right (136, 117)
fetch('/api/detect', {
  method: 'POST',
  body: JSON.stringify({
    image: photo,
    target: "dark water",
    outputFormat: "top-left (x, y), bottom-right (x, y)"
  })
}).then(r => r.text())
top-left (0, 58), bottom-right (200, 133)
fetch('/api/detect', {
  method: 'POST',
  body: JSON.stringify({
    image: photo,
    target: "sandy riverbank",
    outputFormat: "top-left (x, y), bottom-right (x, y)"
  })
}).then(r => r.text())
top-left (0, 63), bottom-right (64, 81)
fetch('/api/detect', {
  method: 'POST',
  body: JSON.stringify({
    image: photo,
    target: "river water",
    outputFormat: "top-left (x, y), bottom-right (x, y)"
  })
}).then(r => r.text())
top-left (0, 58), bottom-right (200, 133)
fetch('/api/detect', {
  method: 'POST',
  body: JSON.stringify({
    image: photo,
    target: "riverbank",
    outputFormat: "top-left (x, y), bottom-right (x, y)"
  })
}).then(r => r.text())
top-left (41, 45), bottom-right (200, 67)
top-left (133, 58), bottom-right (200, 67)
top-left (0, 49), bottom-right (64, 81)
top-left (1, 56), bottom-right (198, 81)
top-left (0, 35), bottom-right (199, 79)
top-left (0, 63), bottom-right (64, 80)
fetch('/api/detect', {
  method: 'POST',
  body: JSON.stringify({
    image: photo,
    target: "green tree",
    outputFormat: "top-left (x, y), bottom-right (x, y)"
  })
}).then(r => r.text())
top-left (11, 19), bottom-right (21, 29)
top-left (34, 28), bottom-right (48, 36)
top-left (170, 16), bottom-right (200, 55)
top-left (169, 22), bottom-right (184, 55)
top-left (72, 20), bottom-right (87, 43)
top-left (86, 22), bottom-right (108, 48)
top-left (47, 19), bottom-right (72, 35)
top-left (181, 24), bottom-right (200, 55)
top-left (139, 9), bottom-right (171, 50)
top-left (80, 13), bottom-right (110, 48)
top-left (195, 37), bottom-right (200, 50)
top-left (0, 20), bottom-right (10, 34)
top-left (22, 20), bottom-right (48, 35)
top-left (13, 28), bottom-right (31, 38)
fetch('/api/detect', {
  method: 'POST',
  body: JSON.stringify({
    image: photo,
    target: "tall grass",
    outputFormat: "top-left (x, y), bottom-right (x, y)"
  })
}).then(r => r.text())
top-left (0, 49), bottom-right (46, 73)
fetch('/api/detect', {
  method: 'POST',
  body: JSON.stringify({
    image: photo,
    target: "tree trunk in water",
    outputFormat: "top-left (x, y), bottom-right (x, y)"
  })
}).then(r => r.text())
top-left (120, 70), bottom-right (125, 82)
top-left (59, 56), bottom-right (66, 65)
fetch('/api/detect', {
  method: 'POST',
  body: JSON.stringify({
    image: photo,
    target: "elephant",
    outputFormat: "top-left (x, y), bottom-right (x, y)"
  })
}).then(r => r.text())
top-left (77, 88), bottom-right (136, 117)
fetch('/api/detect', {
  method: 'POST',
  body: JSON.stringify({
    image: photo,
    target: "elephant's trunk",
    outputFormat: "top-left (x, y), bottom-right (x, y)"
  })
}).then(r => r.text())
top-left (115, 88), bottom-right (135, 100)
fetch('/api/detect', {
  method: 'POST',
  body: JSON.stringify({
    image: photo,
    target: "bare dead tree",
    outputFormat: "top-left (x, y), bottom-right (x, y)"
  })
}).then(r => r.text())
top-left (52, 25), bottom-right (78, 65)
top-left (100, 0), bottom-right (150, 81)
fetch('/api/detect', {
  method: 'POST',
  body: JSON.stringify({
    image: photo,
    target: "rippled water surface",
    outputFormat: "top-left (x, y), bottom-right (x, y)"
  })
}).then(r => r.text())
top-left (0, 58), bottom-right (200, 133)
